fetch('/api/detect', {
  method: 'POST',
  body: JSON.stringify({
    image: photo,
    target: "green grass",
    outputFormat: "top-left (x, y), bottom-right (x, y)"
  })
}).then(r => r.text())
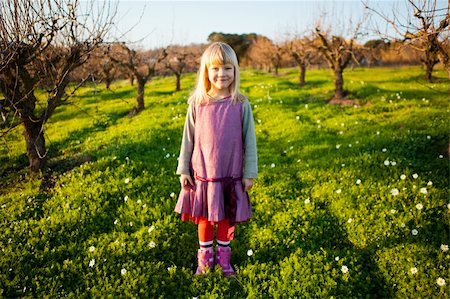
top-left (0, 66), bottom-right (449, 298)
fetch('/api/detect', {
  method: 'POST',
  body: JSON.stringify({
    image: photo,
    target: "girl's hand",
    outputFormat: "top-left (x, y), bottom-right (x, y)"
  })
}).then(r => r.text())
top-left (242, 178), bottom-right (254, 192)
top-left (180, 174), bottom-right (194, 190)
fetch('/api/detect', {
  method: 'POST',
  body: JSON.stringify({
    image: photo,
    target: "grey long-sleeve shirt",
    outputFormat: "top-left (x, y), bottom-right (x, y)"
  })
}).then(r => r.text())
top-left (176, 98), bottom-right (258, 178)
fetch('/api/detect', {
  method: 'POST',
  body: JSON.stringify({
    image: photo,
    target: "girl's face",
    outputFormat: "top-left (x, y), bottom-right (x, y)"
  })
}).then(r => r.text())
top-left (207, 63), bottom-right (235, 94)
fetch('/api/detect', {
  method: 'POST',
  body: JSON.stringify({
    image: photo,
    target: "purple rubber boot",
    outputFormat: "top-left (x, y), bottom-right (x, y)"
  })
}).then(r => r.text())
top-left (215, 246), bottom-right (236, 277)
top-left (195, 248), bottom-right (214, 275)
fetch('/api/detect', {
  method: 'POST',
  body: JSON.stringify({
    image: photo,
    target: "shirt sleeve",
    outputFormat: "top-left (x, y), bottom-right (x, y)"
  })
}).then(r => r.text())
top-left (176, 103), bottom-right (195, 175)
top-left (242, 98), bottom-right (258, 178)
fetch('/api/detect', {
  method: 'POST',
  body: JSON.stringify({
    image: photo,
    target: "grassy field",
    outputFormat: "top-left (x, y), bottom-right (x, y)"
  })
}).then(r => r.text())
top-left (0, 66), bottom-right (449, 298)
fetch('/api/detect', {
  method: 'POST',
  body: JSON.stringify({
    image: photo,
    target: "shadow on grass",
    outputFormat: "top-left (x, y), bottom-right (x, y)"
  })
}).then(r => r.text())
top-left (0, 153), bottom-right (29, 191)
top-left (238, 117), bottom-right (448, 296)
top-left (235, 193), bottom-right (394, 297)
top-left (150, 89), bottom-right (177, 97)
top-left (2, 123), bottom-right (188, 297)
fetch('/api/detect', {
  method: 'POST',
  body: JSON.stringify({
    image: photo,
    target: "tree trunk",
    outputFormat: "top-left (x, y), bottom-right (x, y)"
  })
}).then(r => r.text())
top-left (299, 64), bottom-right (306, 86)
top-left (22, 117), bottom-right (46, 173)
top-left (334, 68), bottom-right (345, 99)
top-left (136, 78), bottom-right (146, 112)
top-left (425, 62), bottom-right (434, 82)
top-left (175, 73), bottom-right (181, 91)
top-left (423, 48), bottom-right (438, 82)
top-left (105, 78), bottom-right (112, 90)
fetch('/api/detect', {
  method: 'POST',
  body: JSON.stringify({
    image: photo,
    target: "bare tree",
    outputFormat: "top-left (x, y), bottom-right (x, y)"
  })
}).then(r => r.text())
top-left (313, 24), bottom-right (362, 101)
top-left (109, 43), bottom-right (167, 114)
top-left (93, 46), bottom-right (118, 90)
top-left (285, 36), bottom-right (315, 86)
top-left (69, 45), bottom-right (120, 89)
top-left (365, 0), bottom-right (449, 80)
top-left (0, 0), bottom-right (116, 173)
top-left (271, 44), bottom-right (285, 76)
top-left (164, 46), bottom-right (194, 91)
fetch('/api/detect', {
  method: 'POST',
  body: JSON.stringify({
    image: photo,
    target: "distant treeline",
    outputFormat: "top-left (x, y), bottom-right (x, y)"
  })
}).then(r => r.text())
top-left (69, 32), bottom-right (446, 84)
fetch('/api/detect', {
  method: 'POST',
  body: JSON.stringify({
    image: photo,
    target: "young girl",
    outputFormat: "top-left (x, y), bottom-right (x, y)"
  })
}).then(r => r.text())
top-left (175, 42), bottom-right (258, 276)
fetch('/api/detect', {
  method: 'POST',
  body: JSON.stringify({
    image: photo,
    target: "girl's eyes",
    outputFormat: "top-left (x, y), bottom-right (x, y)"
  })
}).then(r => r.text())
top-left (210, 66), bottom-right (233, 71)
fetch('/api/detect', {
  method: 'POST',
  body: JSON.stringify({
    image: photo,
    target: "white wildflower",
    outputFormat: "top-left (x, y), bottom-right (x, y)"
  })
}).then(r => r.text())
top-left (121, 268), bottom-right (127, 275)
top-left (341, 265), bottom-right (349, 273)
top-left (410, 267), bottom-right (417, 274)
top-left (247, 249), bottom-right (254, 256)
top-left (390, 188), bottom-right (399, 196)
top-left (419, 187), bottom-right (427, 194)
top-left (416, 203), bottom-right (423, 210)
top-left (411, 229), bottom-right (418, 236)
top-left (441, 244), bottom-right (449, 252)
top-left (437, 277), bottom-right (446, 287)
top-left (89, 259), bottom-right (95, 268)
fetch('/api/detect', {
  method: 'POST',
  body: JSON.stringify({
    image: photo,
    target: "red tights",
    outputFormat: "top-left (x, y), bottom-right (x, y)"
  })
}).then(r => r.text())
top-left (198, 217), bottom-right (233, 243)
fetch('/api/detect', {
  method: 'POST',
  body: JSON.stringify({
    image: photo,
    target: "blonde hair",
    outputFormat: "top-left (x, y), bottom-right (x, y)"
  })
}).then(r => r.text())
top-left (189, 42), bottom-right (245, 105)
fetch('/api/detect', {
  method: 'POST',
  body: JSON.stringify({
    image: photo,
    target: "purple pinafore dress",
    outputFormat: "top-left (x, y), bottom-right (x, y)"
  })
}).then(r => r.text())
top-left (175, 97), bottom-right (252, 228)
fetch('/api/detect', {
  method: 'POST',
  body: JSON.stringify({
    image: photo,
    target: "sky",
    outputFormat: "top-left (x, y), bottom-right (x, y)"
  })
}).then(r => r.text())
top-left (108, 0), bottom-right (447, 49)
